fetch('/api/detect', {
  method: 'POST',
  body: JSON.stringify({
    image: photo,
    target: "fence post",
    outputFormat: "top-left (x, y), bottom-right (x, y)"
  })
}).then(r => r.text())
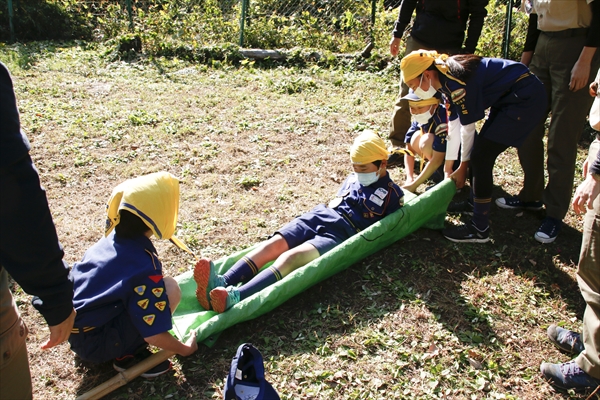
top-left (7, 0), bottom-right (15, 43)
top-left (126, 0), bottom-right (134, 32)
top-left (502, 0), bottom-right (514, 59)
top-left (239, 0), bottom-right (249, 47)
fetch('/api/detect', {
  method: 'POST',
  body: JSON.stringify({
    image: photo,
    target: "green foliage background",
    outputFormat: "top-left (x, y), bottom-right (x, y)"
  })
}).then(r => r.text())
top-left (1, 0), bottom-right (527, 60)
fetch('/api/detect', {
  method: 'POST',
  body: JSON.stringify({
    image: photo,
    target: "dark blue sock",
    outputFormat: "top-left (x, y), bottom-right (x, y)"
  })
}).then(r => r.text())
top-left (472, 197), bottom-right (491, 231)
top-left (238, 266), bottom-right (282, 301)
top-left (222, 256), bottom-right (260, 286)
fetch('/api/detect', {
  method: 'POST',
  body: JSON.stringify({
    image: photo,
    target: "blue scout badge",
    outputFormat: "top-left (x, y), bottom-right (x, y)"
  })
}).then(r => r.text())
top-left (224, 343), bottom-right (280, 400)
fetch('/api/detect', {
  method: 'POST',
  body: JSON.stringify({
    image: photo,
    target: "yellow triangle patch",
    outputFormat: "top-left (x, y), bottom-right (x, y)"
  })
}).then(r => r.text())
top-left (155, 301), bottom-right (167, 312)
top-left (137, 299), bottom-right (149, 310)
top-left (142, 314), bottom-right (156, 326)
top-left (134, 285), bottom-right (146, 296)
top-left (151, 287), bottom-right (164, 298)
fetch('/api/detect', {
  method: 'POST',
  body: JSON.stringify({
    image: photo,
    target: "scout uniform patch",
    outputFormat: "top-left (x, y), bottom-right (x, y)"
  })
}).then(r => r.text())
top-left (137, 298), bottom-right (149, 309)
top-left (143, 314), bottom-right (156, 326)
top-left (155, 301), bottom-right (167, 311)
top-left (152, 287), bottom-right (164, 298)
top-left (148, 274), bottom-right (163, 283)
top-left (134, 285), bottom-right (146, 296)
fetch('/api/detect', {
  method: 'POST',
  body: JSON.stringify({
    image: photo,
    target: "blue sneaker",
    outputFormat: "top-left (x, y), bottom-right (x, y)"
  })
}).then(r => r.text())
top-left (540, 360), bottom-right (600, 391)
top-left (495, 196), bottom-right (544, 210)
top-left (194, 258), bottom-right (226, 310)
top-left (535, 217), bottom-right (562, 244)
top-left (547, 325), bottom-right (584, 355)
top-left (210, 286), bottom-right (240, 313)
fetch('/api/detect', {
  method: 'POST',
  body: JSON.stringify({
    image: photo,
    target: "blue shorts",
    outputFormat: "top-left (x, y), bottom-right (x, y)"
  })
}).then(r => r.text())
top-left (68, 311), bottom-right (146, 363)
top-left (276, 204), bottom-right (356, 255)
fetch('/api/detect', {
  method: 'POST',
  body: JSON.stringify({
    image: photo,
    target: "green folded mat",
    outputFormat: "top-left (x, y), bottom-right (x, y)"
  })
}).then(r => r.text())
top-left (170, 179), bottom-right (455, 344)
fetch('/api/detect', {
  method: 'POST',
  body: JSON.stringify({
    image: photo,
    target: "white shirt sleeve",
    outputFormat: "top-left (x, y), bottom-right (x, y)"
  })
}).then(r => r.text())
top-left (445, 117), bottom-right (461, 161)
top-left (460, 123), bottom-right (476, 162)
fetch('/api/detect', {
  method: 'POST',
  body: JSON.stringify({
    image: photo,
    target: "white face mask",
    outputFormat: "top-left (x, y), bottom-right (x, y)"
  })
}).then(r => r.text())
top-left (356, 169), bottom-right (380, 186)
top-left (414, 74), bottom-right (437, 99)
top-left (413, 107), bottom-right (434, 125)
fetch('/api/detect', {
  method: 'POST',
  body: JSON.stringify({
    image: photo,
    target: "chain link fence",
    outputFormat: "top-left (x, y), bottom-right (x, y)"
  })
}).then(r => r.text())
top-left (2, 0), bottom-right (523, 58)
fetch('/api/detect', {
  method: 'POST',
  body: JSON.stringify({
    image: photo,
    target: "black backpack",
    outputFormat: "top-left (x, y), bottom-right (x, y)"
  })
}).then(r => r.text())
top-left (224, 343), bottom-right (280, 400)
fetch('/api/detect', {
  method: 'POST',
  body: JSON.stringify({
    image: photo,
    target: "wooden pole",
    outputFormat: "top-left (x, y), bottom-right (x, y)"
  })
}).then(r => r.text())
top-left (75, 350), bottom-right (175, 400)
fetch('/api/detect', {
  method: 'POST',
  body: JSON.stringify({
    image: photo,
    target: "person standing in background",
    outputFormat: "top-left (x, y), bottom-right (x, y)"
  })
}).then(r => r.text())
top-left (0, 62), bottom-right (76, 399)
top-left (388, 0), bottom-right (488, 148)
top-left (496, 0), bottom-right (600, 244)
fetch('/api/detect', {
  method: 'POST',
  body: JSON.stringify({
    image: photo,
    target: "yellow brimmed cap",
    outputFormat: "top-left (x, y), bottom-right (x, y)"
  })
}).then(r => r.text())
top-left (350, 130), bottom-right (389, 164)
top-left (400, 50), bottom-right (439, 82)
top-left (105, 171), bottom-right (193, 255)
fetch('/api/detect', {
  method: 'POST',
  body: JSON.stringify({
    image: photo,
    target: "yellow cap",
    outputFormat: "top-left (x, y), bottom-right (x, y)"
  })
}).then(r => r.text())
top-left (400, 50), bottom-right (439, 82)
top-left (350, 130), bottom-right (389, 164)
top-left (105, 171), bottom-right (193, 255)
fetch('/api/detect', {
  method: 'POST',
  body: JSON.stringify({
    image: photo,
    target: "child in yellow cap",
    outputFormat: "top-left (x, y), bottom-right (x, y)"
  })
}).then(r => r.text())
top-left (69, 172), bottom-right (198, 377)
top-left (194, 130), bottom-right (405, 313)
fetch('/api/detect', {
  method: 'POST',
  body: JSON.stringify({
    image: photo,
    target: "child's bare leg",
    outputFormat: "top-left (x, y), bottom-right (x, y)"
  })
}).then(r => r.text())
top-left (243, 234), bottom-right (290, 271)
top-left (163, 276), bottom-right (181, 314)
top-left (270, 242), bottom-right (320, 277)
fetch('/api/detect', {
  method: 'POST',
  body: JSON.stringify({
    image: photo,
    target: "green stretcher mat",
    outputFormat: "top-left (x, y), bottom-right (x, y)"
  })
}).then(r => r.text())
top-left (170, 179), bottom-right (455, 343)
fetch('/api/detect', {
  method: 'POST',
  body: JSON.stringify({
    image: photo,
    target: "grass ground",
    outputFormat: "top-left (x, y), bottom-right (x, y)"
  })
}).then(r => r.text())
top-left (1, 41), bottom-right (598, 400)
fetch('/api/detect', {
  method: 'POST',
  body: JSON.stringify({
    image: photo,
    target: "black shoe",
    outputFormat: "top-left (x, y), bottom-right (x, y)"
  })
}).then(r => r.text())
top-left (443, 222), bottom-right (490, 243)
top-left (113, 347), bottom-right (171, 378)
top-left (447, 200), bottom-right (474, 215)
top-left (387, 150), bottom-right (405, 168)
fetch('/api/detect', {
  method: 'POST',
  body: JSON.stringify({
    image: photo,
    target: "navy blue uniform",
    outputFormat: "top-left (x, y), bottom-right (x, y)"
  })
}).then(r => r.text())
top-left (277, 172), bottom-right (404, 254)
top-left (68, 232), bottom-right (173, 363)
top-left (437, 58), bottom-right (547, 147)
top-left (404, 102), bottom-right (454, 153)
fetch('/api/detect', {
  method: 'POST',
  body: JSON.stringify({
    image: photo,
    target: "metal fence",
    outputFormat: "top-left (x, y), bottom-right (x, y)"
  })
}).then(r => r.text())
top-left (3, 0), bottom-right (522, 58)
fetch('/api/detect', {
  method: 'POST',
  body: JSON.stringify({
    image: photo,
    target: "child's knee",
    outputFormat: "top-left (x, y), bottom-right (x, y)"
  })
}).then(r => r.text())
top-left (163, 277), bottom-right (181, 313)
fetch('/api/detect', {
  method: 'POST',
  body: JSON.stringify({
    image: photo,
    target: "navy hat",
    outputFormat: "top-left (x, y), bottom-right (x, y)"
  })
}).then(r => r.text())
top-left (400, 89), bottom-right (441, 105)
top-left (224, 343), bottom-right (280, 400)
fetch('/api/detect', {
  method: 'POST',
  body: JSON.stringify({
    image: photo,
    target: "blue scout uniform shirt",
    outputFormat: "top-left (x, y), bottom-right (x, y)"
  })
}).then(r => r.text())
top-left (438, 57), bottom-right (532, 126)
top-left (330, 171), bottom-right (404, 232)
top-left (71, 231), bottom-right (172, 338)
top-left (404, 102), bottom-right (457, 153)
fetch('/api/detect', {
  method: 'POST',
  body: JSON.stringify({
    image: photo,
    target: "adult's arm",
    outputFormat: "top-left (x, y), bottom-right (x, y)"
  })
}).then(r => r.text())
top-left (0, 62), bottom-right (75, 337)
top-left (463, 0), bottom-right (489, 54)
top-left (570, 1), bottom-right (600, 91)
top-left (392, 0), bottom-right (418, 38)
top-left (572, 151), bottom-right (600, 214)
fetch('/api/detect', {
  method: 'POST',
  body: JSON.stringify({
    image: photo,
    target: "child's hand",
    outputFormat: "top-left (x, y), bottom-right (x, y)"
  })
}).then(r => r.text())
top-left (182, 330), bottom-right (199, 356)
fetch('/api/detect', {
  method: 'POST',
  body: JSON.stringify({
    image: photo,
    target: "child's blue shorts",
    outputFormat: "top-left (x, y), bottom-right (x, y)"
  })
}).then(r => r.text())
top-left (68, 310), bottom-right (147, 363)
top-left (276, 204), bottom-right (357, 255)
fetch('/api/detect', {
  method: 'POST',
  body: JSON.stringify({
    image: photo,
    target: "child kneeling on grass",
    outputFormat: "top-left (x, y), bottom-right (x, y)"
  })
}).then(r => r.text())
top-left (194, 130), bottom-right (405, 313)
top-left (68, 172), bottom-right (198, 377)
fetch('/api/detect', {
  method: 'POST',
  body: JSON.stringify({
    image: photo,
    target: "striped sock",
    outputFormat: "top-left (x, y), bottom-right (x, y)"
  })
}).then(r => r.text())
top-left (238, 266), bottom-right (282, 301)
top-left (222, 256), bottom-right (260, 286)
top-left (472, 197), bottom-right (491, 231)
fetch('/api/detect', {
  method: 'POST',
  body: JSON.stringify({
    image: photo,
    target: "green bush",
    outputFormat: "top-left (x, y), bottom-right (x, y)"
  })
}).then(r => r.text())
top-left (0, 0), bottom-right (94, 41)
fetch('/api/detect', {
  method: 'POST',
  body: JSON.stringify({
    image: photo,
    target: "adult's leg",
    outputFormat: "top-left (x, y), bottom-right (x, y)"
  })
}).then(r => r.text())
top-left (516, 33), bottom-right (552, 203)
top-left (521, 33), bottom-right (599, 218)
top-left (0, 269), bottom-right (32, 400)
top-left (575, 165), bottom-right (600, 379)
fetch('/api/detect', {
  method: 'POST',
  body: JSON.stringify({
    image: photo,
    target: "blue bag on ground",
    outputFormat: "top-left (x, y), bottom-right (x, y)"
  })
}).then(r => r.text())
top-left (224, 343), bottom-right (280, 400)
